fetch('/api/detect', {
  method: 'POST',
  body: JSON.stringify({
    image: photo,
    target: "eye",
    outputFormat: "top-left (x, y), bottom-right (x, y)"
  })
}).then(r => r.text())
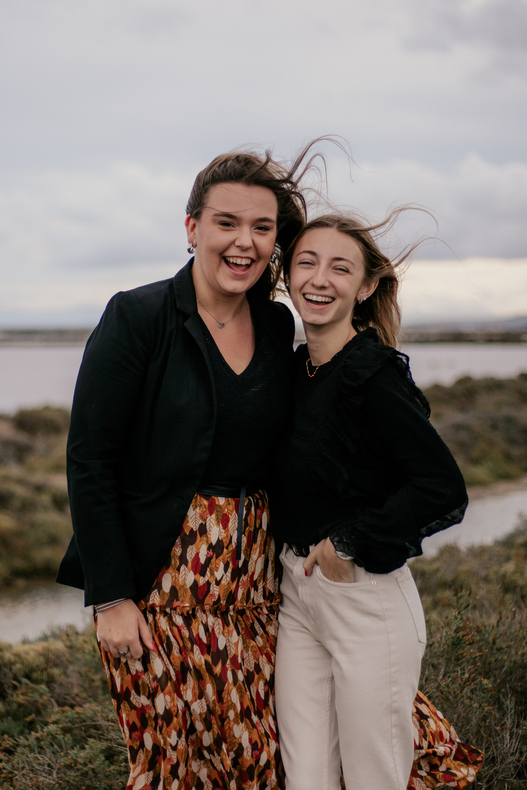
top-left (297, 259), bottom-right (315, 267)
top-left (218, 220), bottom-right (235, 228)
top-left (255, 225), bottom-right (271, 232)
top-left (335, 266), bottom-right (350, 274)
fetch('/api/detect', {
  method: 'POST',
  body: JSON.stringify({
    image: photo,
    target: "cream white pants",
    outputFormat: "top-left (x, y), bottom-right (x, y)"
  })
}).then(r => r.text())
top-left (275, 546), bottom-right (426, 790)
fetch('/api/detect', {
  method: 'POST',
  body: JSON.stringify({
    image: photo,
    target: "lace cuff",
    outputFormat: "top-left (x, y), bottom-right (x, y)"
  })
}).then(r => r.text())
top-left (329, 527), bottom-right (365, 568)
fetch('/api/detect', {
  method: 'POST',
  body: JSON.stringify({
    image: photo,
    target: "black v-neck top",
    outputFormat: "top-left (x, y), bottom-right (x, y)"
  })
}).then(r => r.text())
top-left (199, 315), bottom-right (292, 489)
top-left (271, 328), bottom-right (468, 573)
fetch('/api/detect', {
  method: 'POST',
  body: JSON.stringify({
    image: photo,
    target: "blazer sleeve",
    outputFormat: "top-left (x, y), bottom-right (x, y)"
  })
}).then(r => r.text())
top-left (66, 290), bottom-right (153, 604)
top-left (330, 360), bottom-right (468, 573)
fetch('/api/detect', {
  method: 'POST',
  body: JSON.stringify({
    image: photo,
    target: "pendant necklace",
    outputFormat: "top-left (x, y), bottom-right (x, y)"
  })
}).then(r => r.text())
top-left (197, 297), bottom-right (246, 329)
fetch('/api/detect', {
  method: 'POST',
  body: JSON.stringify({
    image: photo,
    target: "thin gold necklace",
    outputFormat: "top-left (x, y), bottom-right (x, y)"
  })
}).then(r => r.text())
top-left (306, 357), bottom-right (321, 378)
top-left (196, 297), bottom-right (246, 329)
top-left (306, 329), bottom-right (355, 377)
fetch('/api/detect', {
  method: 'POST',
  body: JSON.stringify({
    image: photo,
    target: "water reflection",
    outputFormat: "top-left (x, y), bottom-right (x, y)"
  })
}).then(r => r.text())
top-left (0, 581), bottom-right (89, 643)
top-left (423, 487), bottom-right (527, 556)
top-left (0, 485), bottom-right (526, 644)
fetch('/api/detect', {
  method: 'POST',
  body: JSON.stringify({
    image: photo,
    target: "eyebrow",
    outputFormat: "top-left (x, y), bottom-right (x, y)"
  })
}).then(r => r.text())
top-left (208, 210), bottom-right (277, 224)
top-left (295, 248), bottom-right (355, 265)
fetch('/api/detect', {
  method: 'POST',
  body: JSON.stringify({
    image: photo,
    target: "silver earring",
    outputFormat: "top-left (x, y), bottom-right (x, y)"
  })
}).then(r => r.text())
top-left (358, 296), bottom-right (367, 304)
top-left (285, 282), bottom-right (290, 292)
top-left (187, 245), bottom-right (195, 254)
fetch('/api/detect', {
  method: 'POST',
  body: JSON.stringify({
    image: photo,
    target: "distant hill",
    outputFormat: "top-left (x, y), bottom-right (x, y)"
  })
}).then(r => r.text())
top-left (402, 315), bottom-right (527, 343)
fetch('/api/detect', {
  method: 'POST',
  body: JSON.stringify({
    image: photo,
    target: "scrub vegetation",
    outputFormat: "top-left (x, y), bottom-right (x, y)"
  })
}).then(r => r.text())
top-left (0, 407), bottom-right (70, 588)
top-left (0, 377), bottom-right (526, 786)
top-left (0, 523), bottom-right (526, 788)
top-left (1, 373), bottom-right (527, 589)
top-left (425, 372), bottom-right (527, 487)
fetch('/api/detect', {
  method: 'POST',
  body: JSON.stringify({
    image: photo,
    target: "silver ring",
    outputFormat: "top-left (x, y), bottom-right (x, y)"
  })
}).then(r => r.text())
top-left (118, 649), bottom-right (129, 657)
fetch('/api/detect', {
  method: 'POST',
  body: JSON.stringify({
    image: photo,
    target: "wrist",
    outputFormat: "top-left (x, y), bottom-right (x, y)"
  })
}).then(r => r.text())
top-left (329, 534), bottom-right (354, 562)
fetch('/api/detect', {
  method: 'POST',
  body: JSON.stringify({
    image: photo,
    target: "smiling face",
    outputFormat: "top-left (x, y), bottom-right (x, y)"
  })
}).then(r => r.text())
top-left (288, 226), bottom-right (377, 332)
top-left (185, 182), bottom-right (278, 300)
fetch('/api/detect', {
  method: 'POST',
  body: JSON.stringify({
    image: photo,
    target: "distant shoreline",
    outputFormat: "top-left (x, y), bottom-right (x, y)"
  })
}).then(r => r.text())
top-left (0, 329), bottom-right (93, 345)
top-left (2, 326), bottom-right (527, 346)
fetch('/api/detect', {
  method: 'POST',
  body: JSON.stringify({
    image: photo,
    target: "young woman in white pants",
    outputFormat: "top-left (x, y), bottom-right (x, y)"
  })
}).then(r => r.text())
top-left (272, 214), bottom-right (469, 790)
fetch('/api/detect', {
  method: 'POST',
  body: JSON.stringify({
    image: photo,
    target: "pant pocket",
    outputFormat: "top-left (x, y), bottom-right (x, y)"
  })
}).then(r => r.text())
top-left (397, 574), bottom-right (427, 645)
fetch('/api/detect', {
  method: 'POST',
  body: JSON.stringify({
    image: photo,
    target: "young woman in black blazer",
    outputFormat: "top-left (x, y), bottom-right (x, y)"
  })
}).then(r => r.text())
top-left (272, 214), bottom-right (480, 790)
top-left (57, 148), bottom-right (311, 790)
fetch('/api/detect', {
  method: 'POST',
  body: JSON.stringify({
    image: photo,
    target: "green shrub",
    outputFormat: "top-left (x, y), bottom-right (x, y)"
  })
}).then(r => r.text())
top-left (0, 628), bottom-right (126, 789)
top-left (0, 470), bottom-right (71, 585)
top-left (413, 520), bottom-right (527, 788)
top-left (425, 375), bottom-right (527, 485)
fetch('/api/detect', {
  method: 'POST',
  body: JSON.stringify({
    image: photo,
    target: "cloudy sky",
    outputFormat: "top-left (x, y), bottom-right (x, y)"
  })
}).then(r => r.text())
top-left (1, 0), bottom-right (526, 327)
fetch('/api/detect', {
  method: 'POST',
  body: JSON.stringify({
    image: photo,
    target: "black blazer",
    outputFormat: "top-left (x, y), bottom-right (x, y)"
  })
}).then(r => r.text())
top-left (56, 261), bottom-right (295, 605)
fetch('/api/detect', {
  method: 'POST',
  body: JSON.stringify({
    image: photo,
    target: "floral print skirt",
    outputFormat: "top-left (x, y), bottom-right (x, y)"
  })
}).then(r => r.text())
top-left (408, 690), bottom-right (483, 789)
top-left (98, 489), bottom-right (482, 790)
top-left (99, 490), bottom-right (283, 790)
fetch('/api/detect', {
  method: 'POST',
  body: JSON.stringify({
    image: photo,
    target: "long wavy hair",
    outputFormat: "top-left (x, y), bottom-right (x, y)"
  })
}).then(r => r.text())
top-left (284, 210), bottom-right (421, 347)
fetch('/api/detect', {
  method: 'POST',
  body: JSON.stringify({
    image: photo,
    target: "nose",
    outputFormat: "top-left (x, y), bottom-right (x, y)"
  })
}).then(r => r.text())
top-left (234, 225), bottom-right (253, 250)
top-left (309, 268), bottom-right (329, 288)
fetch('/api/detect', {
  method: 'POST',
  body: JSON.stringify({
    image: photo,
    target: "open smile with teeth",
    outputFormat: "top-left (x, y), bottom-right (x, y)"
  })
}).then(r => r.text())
top-left (303, 293), bottom-right (335, 304)
top-left (224, 256), bottom-right (254, 270)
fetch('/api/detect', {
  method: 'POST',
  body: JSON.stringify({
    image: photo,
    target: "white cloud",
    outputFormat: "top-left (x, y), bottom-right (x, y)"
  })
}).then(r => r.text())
top-left (399, 258), bottom-right (527, 323)
top-left (327, 154), bottom-right (527, 258)
top-left (0, 163), bottom-right (192, 310)
top-left (0, 0), bottom-right (525, 324)
top-left (0, 153), bottom-right (526, 315)
top-left (0, 0), bottom-right (525, 169)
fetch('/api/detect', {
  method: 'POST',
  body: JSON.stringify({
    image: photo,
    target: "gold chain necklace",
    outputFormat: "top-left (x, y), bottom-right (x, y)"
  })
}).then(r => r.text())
top-left (306, 357), bottom-right (321, 378)
top-left (196, 297), bottom-right (246, 329)
top-left (306, 330), bottom-right (355, 378)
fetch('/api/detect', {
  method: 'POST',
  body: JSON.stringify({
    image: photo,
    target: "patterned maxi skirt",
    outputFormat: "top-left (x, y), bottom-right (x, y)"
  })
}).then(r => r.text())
top-left (99, 490), bottom-right (283, 790)
top-left (99, 491), bottom-right (483, 790)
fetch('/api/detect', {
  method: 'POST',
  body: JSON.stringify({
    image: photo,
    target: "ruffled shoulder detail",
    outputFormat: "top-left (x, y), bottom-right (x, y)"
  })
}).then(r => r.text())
top-left (388, 345), bottom-right (431, 419)
top-left (314, 327), bottom-right (429, 494)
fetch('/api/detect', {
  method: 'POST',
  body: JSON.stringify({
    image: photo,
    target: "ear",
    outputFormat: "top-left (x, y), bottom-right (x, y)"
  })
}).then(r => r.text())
top-left (358, 279), bottom-right (378, 302)
top-left (185, 214), bottom-right (197, 243)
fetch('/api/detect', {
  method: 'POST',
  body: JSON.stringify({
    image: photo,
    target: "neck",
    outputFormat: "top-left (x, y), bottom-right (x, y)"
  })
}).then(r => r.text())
top-left (304, 322), bottom-right (356, 366)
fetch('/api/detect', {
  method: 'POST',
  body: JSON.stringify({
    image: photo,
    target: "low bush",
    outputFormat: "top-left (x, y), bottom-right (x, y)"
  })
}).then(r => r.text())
top-left (13, 407), bottom-right (70, 437)
top-left (0, 628), bottom-right (127, 789)
top-left (425, 374), bottom-right (527, 486)
top-left (412, 519), bottom-right (527, 789)
top-left (1, 526), bottom-right (527, 788)
top-left (0, 469), bottom-right (71, 586)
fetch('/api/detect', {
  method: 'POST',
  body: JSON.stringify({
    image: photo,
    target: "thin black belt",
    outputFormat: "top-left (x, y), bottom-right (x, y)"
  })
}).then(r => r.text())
top-left (198, 484), bottom-right (259, 561)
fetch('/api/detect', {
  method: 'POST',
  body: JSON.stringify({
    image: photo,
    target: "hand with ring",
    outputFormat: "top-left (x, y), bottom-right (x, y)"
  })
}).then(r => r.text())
top-left (96, 599), bottom-right (156, 659)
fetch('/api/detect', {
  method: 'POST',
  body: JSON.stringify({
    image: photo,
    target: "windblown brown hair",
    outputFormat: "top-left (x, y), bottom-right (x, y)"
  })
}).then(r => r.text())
top-left (284, 210), bottom-right (422, 347)
top-left (186, 141), bottom-right (335, 299)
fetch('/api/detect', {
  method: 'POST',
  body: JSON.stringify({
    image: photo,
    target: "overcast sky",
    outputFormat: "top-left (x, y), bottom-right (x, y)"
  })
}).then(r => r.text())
top-left (1, 0), bottom-right (526, 327)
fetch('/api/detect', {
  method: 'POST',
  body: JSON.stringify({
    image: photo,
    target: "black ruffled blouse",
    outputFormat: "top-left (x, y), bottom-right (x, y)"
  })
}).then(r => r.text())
top-left (271, 328), bottom-right (468, 573)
